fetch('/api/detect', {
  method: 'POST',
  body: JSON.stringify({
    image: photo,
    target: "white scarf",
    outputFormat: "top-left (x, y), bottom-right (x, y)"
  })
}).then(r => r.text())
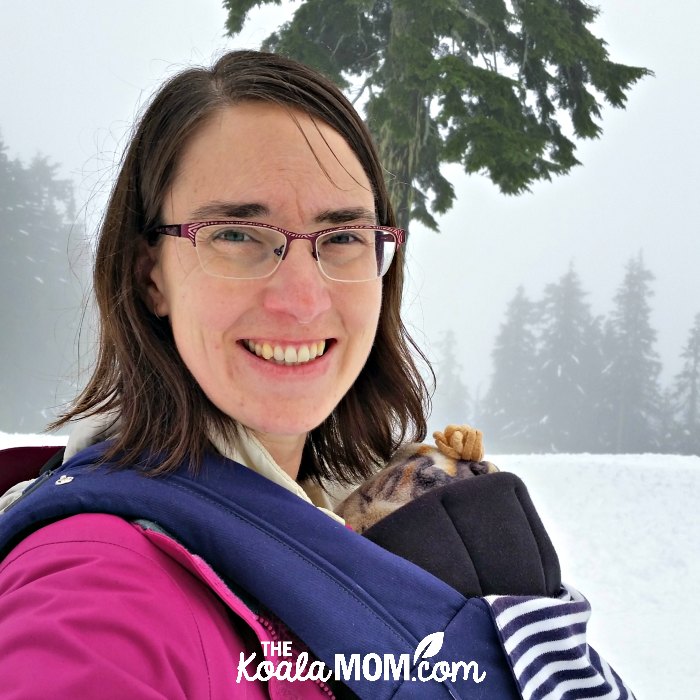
top-left (60, 413), bottom-right (345, 524)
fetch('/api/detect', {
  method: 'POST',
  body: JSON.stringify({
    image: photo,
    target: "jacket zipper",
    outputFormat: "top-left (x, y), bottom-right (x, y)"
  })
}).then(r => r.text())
top-left (256, 613), bottom-right (336, 699)
top-left (1, 468), bottom-right (56, 513)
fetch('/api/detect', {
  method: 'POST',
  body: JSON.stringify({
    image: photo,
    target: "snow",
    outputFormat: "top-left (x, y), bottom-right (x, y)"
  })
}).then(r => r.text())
top-left (0, 432), bottom-right (68, 447)
top-left (1, 433), bottom-right (697, 697)
top-left (493, 452), bottom-right (700, 699)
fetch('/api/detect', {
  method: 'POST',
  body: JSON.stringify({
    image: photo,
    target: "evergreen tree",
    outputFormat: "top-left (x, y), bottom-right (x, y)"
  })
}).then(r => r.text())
top-left (670, 312), bottom-right (700, 455)
top-left (534, 265), bottom-right (603, 452)
top-left (224, 0), bottom-right (651, 231)
top-left (430, 329), bottom-right (472, 431)
top-left (0, 135), bottom-right (84, 432)
top-left (480, 286), bottom-right (539, 452)
top-left (656, 387), bottom-right (679, 454)
top-left (599, 253), bottom-right (662, 452)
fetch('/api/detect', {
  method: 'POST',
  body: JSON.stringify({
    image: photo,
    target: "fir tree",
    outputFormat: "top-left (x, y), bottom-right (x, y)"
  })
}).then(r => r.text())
top-left (481, 286), bottom-right (539, 452)
top-left (599, 253), bottom-right (662, 452)
top-left (671, 312), bottom-right (700, 455)
top-left (0, 135), bottom-right (84, 432)
top-left (224, 0), bottom-right (651, 231)
top-left (656, 387), bottom-right (679, 453)
top-left (534, 265), bottom-right (603, 452)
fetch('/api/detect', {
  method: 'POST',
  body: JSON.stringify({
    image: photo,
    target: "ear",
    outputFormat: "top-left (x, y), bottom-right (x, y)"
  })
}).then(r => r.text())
top-left (137, 239), bottom-right (170, 318)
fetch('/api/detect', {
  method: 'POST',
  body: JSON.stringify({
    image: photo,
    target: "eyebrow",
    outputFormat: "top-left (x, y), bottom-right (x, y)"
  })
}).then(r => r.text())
top-left (190, 202), bottom-right (269, 220)
top-left (190, 202), bottom-right (376, 226)
top-left (313, 207), bottom-right (377, 225)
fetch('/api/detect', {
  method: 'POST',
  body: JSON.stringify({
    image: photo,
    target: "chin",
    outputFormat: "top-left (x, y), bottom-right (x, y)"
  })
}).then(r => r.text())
top-left (225, 406), bottom-right (333, 437)
top-left (240, 392), bottom-right (344, 430)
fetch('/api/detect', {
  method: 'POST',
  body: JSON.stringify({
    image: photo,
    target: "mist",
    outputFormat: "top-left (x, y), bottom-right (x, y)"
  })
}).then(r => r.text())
top-left (1, 0), bottom-right (698, 441)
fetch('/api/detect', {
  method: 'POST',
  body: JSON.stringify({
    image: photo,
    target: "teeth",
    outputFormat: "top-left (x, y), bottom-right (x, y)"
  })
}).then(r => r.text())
top-left (244, 341), bottom-right (328, 366)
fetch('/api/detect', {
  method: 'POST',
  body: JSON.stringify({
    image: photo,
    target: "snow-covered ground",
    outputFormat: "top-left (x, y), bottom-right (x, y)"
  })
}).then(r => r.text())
top-left (0, 433), bottom-right (68, 448)
top-left (495, 453), bottom-right (700, 700)
top-left (1, 433), bottom-right (698, 698)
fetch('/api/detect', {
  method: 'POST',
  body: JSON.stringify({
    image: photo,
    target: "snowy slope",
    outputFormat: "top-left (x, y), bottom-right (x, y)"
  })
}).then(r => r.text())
top-left (1, 433), bottom-right (698, 698)
top-left (0, 433), bottom-right (68, 448)
top-left (495, 453), bottom-right (700, 700)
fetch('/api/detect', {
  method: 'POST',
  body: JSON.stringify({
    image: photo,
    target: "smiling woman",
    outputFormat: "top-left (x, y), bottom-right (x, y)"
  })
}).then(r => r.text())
top-left (0, 50), bottom-right (636, 700)
top-left (143, 103), bottom-right (387, 477)
top-left (48, 51), bottom-right (429, 485)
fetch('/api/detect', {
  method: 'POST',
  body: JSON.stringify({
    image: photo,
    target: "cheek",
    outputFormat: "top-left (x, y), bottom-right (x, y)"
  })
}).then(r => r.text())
top-left (159, 240), bottom-right (244, 331)
top-left (168, 275), bottom-right (245, 356)
top-left (343, 281), bottom-right (383, 347)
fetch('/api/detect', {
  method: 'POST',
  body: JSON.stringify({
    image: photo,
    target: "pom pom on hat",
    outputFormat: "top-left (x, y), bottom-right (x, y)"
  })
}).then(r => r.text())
top-left (433, 424), bottom-right (484, 462)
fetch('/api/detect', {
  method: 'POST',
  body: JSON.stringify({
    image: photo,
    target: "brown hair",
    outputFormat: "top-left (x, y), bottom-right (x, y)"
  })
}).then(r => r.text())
top-left (52, 50), bottom-right (432, 484)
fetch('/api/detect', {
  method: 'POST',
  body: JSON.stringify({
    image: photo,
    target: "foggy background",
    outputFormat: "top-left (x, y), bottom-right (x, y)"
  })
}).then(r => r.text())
top-left (1, 1), bottom-right (698, 447)
top-left (3, 6), bottom-right (698, 693)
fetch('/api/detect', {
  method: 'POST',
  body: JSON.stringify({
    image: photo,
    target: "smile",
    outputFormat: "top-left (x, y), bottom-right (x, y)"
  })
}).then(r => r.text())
top-left (243, 340), bottom-right (328, 365)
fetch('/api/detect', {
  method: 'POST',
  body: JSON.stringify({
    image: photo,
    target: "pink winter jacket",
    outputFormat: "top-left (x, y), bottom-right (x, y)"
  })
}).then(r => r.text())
top-left (0, 513), bottom-right (335, 699)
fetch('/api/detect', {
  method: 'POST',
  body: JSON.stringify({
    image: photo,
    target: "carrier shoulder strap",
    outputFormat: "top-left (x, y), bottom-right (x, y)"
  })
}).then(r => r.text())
top-left (0, 442), bottom-right (520, 700)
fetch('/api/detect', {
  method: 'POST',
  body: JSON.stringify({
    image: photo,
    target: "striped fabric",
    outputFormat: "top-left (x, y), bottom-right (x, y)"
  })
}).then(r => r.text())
top-left (484, 584), bottom-right (636, 700)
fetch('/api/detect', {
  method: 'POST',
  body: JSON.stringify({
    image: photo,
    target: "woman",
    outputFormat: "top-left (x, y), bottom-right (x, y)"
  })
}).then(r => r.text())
top-left (0, 51), bottom-right (634, 699)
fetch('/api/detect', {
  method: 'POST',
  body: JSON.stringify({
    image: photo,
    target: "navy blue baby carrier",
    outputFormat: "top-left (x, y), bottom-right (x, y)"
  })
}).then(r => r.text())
top-left (1, 442), bottom-right (518, 699)
top-left (0, 443), bottom-right (635, 699)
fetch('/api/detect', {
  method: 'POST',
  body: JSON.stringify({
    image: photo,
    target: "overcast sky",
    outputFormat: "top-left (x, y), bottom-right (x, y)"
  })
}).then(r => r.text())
top-left (2, 0), bottom-right (698, 412)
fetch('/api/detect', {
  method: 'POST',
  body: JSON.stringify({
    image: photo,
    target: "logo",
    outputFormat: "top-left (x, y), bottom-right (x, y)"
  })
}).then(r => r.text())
top-left (235, 632), bottom-right (486, 685)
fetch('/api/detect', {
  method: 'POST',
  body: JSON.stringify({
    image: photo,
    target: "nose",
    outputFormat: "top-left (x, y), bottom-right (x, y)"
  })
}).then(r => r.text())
top-left (262, 240), bottom-right (332, 324)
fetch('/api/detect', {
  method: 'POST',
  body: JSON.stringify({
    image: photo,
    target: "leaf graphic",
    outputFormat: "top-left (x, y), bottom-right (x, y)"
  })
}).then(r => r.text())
top-left (413, 632), bottom-right (444, 664)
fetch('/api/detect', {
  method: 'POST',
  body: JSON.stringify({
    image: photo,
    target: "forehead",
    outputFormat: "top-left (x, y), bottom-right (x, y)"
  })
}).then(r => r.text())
top-left (165, 103), bottom-right (375, 221)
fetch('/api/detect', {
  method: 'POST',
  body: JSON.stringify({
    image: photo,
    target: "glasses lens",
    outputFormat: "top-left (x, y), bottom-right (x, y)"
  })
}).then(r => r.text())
top-left (194, 224), bottom-right (286, 279)
top-left (317, 229), bottom-right (397, 281)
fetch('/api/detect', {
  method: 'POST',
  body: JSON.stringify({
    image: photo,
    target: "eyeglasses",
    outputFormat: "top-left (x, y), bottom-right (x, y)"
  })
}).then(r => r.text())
top-left (150, 220), bottom-right (404, 282)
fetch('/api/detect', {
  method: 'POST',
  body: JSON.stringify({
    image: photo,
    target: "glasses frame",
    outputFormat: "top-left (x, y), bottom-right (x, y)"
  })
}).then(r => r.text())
top-left (150, 220), bottom-right (405, 282)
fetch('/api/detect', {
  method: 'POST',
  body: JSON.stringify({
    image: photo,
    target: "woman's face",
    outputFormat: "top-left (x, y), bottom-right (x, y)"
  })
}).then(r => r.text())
top-left (146, 103), bottom-right (382, 471)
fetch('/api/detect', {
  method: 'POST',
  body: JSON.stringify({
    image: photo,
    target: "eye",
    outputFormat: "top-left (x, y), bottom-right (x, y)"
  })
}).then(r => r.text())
top-left (329, 232), bottom-right (356, 244)
top-left (324, 229), bottom-right (372, 245)
top-left (212, 227), bottom-right (253, 243)
top-left (203, 225), bottom-right (272, 248)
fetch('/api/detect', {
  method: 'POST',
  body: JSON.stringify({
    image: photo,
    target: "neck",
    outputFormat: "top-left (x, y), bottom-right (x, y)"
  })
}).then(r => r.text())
top-left (251, 431), bottom-right (306, 481)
